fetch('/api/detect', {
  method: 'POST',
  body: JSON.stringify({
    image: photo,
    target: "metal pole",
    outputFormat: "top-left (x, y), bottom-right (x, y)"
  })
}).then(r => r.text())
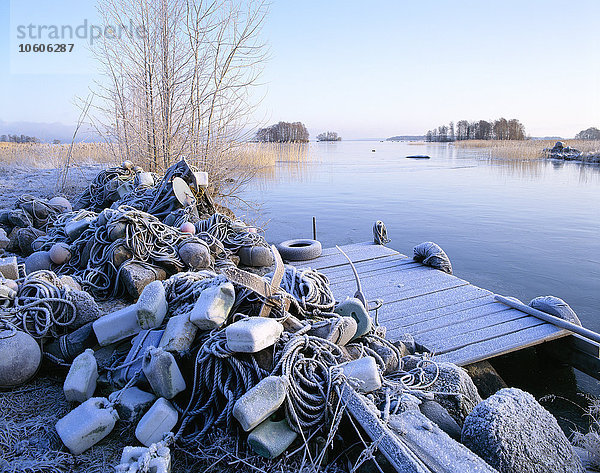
top-left (494, 294), bottom-right (600, 344)
top-left (312, 216), bottom-right (317, 240)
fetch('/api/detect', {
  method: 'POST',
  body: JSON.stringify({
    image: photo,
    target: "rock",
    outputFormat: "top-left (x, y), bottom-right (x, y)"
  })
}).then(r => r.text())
top-left (60, 275), bottom-right (82, 292)
top-left (308, 316), bottom-right (357, 346)
top-left (339, 356), bottom-right (382, 393)
top-left (112, 245), bottom-right (133, 268)
top-left (25, 251), bottom-right (53, 273)
top-left (135, 397), bottom-right (178, 447)
top-left (121, 263), bottom-right (167, 299)
top-left (63, 349), bottom-right (98, 403)
top-left (178, 241), bottom-right (211, 271)
top-left (461, 388), bottom-right (585, 473)
top-left (464, 360), bottom-right (507, 399)
top-left (233, 376), bottom-right (288, 431)
top-left (0, 228), bottom-right (9, 250)
top-left (0, 256), bottom-right (19, 279)
top-left (424, 361), bottom-right (482, 425)
top-left (117, 444), bottom-right (171, 473)
top-left (0, 329), bottom-right (42, 387)
top-left (17, 228), bottom-right (46, 255)
top-left (419, 400), bottom-right (461, 440)
top-left (189, 283), bottom-right (235, 330)
top-left (366, 336), bottom-right (399, 374)
top-left (226, 317), bottom-right (283, 353)
top-left (142, 347), bottom-right (186, 399)
top-left (248, 418), bottom-right (298, 459)
top-left (55, 397), bottom-right (119, 455)
top-left (9, 209), bottom-right (32, 228)
top-left (66, 290), bottom-right (102, 329)
top-left (136, 281), bottom-right (168, 330)
top-left (49, 242), bottom-right (72, 264)
top-left (109, 387), bottom-right (156, 423)
top-left (529, 295), bottom-right (581, 325)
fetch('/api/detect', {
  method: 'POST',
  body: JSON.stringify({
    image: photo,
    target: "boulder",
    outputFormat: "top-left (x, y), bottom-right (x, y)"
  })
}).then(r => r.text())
top-left (0, 228), bottom-right (9, 250)
top-left (461, 388), bottom-right (585, 473)
top-left (423, 361), bottom-right (482, 425)
top-left (66, 290), bottom-right (102, 329)
top-left (121, 263), bottom-right (167, 299)
top-left (17, 228), bottom-right (46, 256)
top-left (465, 360), bottom-right (507, 399)
top-left (419, 400), bottom-right (461, 440)
top-left (0, 256), bottom-right (19, 280)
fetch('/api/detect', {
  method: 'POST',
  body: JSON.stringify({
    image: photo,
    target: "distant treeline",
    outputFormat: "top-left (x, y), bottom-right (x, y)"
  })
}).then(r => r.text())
top-left (426, 118), bottom-right (526, 142)
top-left (316, 131), bottom-right (342, 142)
top-left (0, 134), bottom-right (40, 143)
top-left (575, 127), bottom-right (600, 140)
top-left (256, 121), bottom-right (309, 143)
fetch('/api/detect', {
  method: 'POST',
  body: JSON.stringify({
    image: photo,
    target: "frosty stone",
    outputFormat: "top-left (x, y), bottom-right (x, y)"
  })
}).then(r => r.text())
top-left (142, 347), bottom-right (186, 399)
top-left (334, 298), bottom-right (372, 340)
top-left (419, 400), bottom-right (461, 440)
top-left (0, 228), bottom-right (9, 250)
top-left (0, 329), bottom-right (41, 388)
top-left (340, 356), bottom-right (382, 393)
top-left (462, 388), bottom-right (585, 473)
top-left (233, 376), bottom-right (288, 432)
top-left (135, 397), bottom-right (178, 447)
top-left (93, 305), bottom-right (140, 346)
top-left (226, 317), bottom-right (283, 353)
top-left (25, 251), bottom-right (52, 273)
top-left (136, 281), bottom-right (168, 330)
top-left (248, 418), bottom-right (297, 459)
top-left (422, 361), bottom-right (482, 424)
top-left (159, 314), bottom-right (198, 354)
top-left (121, 263), bottom-right (167, 299)
top-left (109, 387), bottom-right (156, 423)
top-left (66, 290), bottom-right (102, 329)
top-left (64, 349), bottom-right (98, 403)
top-left (0, 256), bottom-right (19, 280)
top-left (189, 283), bottom-right (235, 330)
top-left (55, 397), bottom-right (119, 455)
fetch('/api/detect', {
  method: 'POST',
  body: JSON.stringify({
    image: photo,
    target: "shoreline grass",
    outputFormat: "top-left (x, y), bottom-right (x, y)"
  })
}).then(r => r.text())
top-left (453, 139), bottom-right (600, 161)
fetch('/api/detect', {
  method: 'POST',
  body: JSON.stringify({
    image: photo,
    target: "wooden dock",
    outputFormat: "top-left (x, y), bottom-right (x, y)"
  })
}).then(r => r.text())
top-left (299, 242), bottom-right (571, 367)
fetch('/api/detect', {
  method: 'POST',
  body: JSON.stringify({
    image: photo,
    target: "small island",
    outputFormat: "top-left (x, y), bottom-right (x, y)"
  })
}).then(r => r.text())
top-left (316, 131), bottom-right (342, 142)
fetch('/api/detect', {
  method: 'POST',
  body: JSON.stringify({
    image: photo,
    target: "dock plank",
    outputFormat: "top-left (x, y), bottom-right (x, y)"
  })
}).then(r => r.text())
top-left (433, 324), bottom-right (568, 366)
top-left (306, 242), bottom-right (571, 366)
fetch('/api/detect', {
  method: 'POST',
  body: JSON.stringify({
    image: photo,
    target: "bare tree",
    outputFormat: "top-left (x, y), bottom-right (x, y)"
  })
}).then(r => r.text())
top-left (89, 0), bottom-right (268, 195)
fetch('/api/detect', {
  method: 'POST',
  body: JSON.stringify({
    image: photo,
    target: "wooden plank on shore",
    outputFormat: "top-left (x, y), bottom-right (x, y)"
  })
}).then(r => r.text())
top-left (323, 255), bottom-right (420, 281)
top-left (433, 323), bottom-right (568, 366)
top-left (338, 384), bottom-right (432, 473)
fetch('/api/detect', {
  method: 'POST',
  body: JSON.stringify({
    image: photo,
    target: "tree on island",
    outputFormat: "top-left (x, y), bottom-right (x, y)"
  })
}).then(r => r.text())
top-left (575, 127), bottom-right (600, 140)
top-left (256, 121), bottom-right (309, 142)
top-left (316, 131), bottom-right (342, 142)
top-left (426, 118), bottom-right (526, 142)
top-left (0, 134), bottom-right (40, 143)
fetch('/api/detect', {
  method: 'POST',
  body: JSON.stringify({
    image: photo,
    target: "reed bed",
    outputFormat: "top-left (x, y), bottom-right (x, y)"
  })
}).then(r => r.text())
top-left (453, 139), bottom-right (600, 161)
top-left (0, 142), bottom-right (118, 168)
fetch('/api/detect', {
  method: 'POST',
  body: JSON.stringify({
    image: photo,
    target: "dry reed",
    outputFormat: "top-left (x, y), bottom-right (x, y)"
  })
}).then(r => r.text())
top-left (453, 139), bottom-right (600, 161)
top-left (0, 142), bottom-right (118, 168)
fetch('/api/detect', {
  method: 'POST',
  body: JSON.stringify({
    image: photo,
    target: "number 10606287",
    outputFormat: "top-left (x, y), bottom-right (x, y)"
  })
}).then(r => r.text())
top-left (18, 44), bottom-right (74, 53)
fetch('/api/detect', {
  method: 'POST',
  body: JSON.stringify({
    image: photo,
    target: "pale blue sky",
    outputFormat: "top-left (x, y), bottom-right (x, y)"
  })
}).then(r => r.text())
top-left (1, 0), bottom-right (599, 139)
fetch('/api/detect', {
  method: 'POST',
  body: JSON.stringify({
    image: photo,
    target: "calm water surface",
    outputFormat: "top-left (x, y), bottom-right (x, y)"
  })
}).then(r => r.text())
top-left (242, 141), bottom-right (600, 396)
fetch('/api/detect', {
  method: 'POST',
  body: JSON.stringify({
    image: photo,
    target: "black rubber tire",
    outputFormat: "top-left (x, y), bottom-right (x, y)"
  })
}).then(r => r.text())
top-left (276, 239), bottom-right (322, 261)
